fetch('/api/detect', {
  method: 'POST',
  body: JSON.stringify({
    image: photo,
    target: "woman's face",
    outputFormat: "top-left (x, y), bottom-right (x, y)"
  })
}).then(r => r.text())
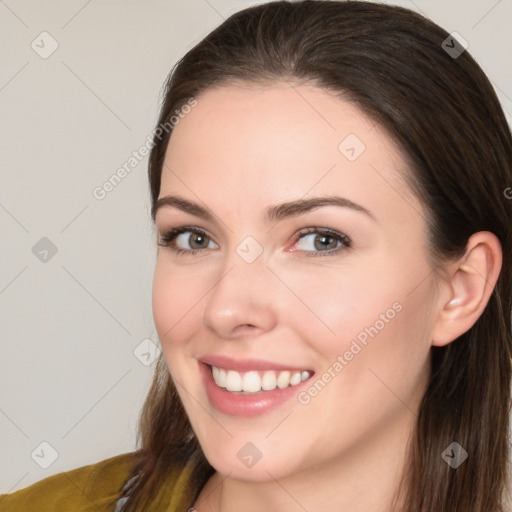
top-left (152, 82), bottom-right (440, 481)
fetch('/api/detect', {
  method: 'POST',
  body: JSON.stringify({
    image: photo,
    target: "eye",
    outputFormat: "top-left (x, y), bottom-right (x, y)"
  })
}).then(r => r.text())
top-left (158, 226), bottom-right (217, 255)
top-left (157, 225), bottom-right (351, 257)
top-left (291, 227), bottom-right (351, 256)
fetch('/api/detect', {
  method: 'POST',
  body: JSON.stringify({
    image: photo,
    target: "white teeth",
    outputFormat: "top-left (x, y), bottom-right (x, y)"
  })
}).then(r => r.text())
top-left (225, 370), bottom-right (242, 392)
top-left (276, 370), bottom-right (291, 389)
top-left (242, 371), bottom-right (261, 392)
top-left (217, 367), bottom-right (227, 387)
top-left (261, 370), bottom-right (277, 390)
top-left (211, 365), bottom-right (312, 393)
top-left (290, 372), bottom-right (302, 386)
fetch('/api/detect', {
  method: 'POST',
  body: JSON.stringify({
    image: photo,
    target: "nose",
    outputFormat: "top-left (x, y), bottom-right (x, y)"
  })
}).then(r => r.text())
top-left (201, 252), bottom-right (279, 340)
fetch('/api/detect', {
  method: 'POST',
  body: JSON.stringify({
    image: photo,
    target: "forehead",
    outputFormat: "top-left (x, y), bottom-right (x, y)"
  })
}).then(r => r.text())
top-left (160, 82), bottom-right (421, 225)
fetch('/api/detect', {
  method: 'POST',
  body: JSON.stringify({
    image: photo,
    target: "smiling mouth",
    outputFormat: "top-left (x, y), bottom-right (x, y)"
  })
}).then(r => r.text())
top-left (209, 365), bottom-right (314, 394)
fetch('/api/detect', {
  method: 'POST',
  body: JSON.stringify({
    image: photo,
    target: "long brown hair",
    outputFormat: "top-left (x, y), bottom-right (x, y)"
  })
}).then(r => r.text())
top-left (120, 1), bottom-right (512, 510)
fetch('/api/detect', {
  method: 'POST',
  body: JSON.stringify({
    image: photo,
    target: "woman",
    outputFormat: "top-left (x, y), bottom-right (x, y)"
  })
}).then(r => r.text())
top-left (1, 1), bottom-right (510, 511)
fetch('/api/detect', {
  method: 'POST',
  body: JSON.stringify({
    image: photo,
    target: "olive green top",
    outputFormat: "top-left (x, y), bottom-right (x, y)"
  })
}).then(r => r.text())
top-left (0, 452), bottom-right (195, 512)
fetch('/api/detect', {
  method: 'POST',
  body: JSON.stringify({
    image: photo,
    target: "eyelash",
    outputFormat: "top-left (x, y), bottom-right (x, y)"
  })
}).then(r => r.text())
top-left (157, 225), bottom-right (351, 257)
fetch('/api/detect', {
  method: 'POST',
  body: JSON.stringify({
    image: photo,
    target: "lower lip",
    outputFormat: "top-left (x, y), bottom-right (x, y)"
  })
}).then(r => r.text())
top-left (200, 363), bottom-right (312, 417)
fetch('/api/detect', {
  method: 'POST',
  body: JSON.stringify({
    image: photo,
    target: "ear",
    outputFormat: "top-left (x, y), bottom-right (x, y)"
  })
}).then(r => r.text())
top-left (431, 231), bottom-right (502, 347)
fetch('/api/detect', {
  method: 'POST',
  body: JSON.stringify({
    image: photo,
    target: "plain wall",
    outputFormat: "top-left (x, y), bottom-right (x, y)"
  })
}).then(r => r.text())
top-left (1, 0), bottom-right (511, 493)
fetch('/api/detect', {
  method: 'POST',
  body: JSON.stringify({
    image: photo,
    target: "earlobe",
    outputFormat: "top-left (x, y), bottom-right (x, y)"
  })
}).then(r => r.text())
top-left (431, 232), bottom-right (502, 347)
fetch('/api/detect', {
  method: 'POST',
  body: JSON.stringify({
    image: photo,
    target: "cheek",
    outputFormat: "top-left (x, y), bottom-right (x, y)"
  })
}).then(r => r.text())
top-left (152, 260), bottom-right (204, 349)
top-left (279, 262), bottom-right (394, 355)
top-left (296, 258), bottom-right (434, 374)
top-left (321, 273), bottom-right (434, 406)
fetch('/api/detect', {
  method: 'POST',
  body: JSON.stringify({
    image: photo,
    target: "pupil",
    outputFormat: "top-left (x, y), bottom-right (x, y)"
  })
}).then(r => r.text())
top-left (191, 234), bottom-right (206, 249)
top-left (315, 235), bottom-right (335, 250)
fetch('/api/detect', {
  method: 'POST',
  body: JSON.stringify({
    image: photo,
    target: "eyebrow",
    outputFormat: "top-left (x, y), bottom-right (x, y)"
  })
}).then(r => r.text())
top-left (153, 194), bottom-right (375, 223)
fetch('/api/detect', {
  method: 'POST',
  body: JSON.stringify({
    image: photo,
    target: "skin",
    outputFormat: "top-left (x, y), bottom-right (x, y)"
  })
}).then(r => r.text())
top-left (151, 81), bottom-right (502, 512)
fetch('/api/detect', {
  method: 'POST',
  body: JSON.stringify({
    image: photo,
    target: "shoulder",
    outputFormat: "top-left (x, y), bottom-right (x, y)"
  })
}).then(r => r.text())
top-left (0, 452), bottom-right (136, 512)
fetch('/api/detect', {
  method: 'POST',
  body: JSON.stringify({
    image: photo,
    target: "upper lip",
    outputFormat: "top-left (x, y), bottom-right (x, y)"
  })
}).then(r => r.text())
top-left (199, 355), bottom-right (313, 373)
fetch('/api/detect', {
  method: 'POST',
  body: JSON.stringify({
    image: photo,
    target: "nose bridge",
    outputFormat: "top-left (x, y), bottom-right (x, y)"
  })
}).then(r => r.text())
top-left (201, 239), bottom-right (278, 337)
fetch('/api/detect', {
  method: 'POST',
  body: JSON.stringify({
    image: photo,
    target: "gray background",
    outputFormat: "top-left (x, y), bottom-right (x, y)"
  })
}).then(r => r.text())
top-left (1, 0), bottom-right (511, 493)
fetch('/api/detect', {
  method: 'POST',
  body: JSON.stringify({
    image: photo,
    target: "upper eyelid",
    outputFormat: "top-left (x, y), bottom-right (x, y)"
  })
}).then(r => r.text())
top-left (154, 204), bottom-right (370, 236)
top-left (158, 226), bottom-right (219, 246)
top-left (158, 225), bottom-right (350, 250)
